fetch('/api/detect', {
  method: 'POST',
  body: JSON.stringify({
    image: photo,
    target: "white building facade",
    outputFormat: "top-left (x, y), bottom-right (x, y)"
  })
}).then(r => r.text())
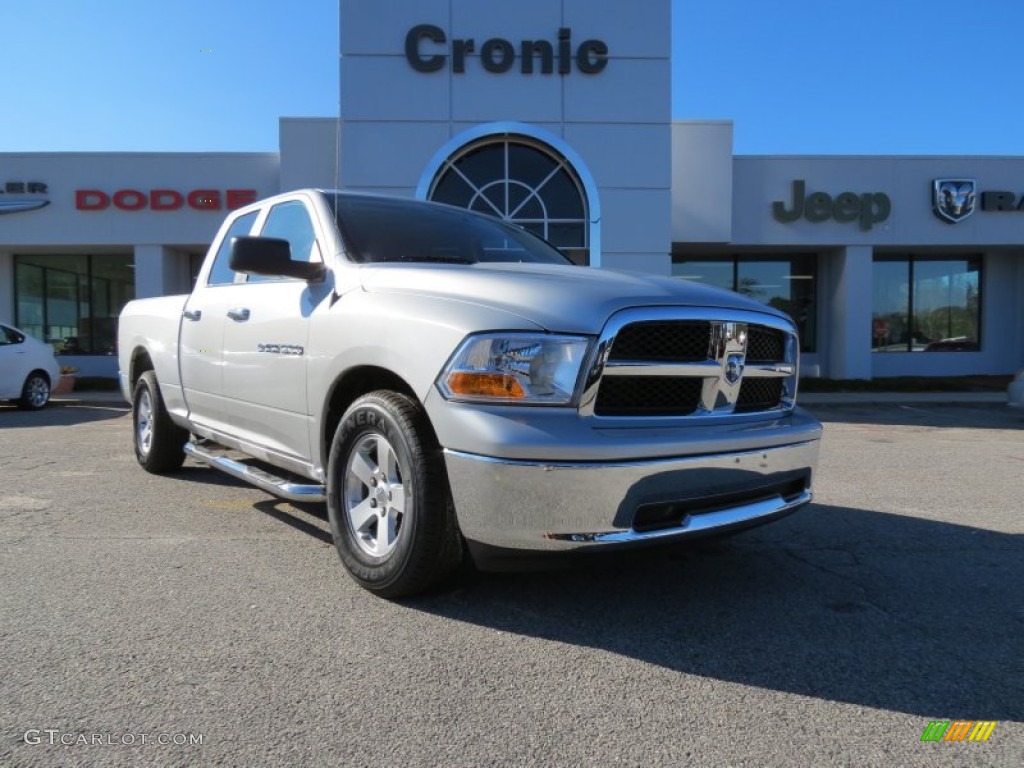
top-left (1, 0), bottom-right (1022, 379)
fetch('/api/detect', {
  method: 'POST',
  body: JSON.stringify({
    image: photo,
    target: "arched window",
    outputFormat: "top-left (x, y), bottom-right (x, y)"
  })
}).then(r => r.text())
top-left (428, 136), bottom-right (590, 265)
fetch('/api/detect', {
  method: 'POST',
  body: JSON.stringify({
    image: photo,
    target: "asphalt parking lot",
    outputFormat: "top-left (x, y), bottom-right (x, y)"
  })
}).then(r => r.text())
top-left (1, 400), bottom-right (1021, 767)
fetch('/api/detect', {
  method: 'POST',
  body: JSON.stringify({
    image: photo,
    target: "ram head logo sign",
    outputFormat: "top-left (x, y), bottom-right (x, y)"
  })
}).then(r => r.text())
top-left (725, 353), bottom-right (745, 385)
top-left (932, 179), bottom-right (976, 224)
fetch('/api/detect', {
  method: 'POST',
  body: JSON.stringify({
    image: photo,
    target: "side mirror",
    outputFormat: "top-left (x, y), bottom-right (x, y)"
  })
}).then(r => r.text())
top-left (229, 236), bottom-right (326, 281)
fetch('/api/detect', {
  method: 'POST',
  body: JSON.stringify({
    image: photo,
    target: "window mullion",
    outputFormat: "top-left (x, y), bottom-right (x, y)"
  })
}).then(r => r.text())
top-left (86, 254), bottom-right (93, 355)
top-left (907, 257), bottom-right (915, 352)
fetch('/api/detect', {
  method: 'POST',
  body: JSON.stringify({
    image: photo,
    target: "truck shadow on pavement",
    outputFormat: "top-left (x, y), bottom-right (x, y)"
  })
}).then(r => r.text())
top-left (0, 402), bottom-right (129, 427)
top-left (412, 503), bottom-right (1023, 720)
top-left (253, 499), bottom-right (334, 545)
top-left (164, 465), bottom-right (336, 544)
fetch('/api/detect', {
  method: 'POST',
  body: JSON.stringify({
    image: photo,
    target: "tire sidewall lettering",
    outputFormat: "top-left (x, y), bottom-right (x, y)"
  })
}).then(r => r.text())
top-left (345, 409), bottom-right (380, 431)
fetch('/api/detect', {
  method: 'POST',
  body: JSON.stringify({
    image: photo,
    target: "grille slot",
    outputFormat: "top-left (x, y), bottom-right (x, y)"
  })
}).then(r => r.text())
top-left (735, 378), bottom-right (784, 413)
top-left (747, 326), bottom-right (784, 362)
top-left (594, 377), bottom-right (703, 417)
top-left (607, 321), bottom-right (710, 362)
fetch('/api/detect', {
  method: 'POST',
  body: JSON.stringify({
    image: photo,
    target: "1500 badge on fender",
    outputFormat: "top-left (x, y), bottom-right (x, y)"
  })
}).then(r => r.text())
top-left (257, 343), bottom-right (304, 356)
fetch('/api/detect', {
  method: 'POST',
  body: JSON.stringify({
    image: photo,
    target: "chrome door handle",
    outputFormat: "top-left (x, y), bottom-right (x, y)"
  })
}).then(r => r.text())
top-left (183, 309), bottom-right (202, 321)
top-left (227, 308), bottom-right (251, 322)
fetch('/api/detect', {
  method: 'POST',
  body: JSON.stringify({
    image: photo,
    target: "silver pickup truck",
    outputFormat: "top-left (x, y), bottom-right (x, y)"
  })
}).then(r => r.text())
top-left (118, 189), bottom-right (822, 597)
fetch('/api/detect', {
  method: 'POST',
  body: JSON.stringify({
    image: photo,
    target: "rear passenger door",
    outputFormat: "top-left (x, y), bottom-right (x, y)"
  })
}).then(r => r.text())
top-left (179, 210), bottom-right (258, 433)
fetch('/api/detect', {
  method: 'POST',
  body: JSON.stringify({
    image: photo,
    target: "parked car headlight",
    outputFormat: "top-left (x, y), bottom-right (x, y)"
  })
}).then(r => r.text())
top-left (438, 333), bottom-right (591, 405)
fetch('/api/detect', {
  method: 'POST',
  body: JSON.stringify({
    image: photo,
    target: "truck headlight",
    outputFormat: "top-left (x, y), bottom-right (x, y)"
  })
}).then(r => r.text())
top-left (438, 333), bottom-right (591, 406)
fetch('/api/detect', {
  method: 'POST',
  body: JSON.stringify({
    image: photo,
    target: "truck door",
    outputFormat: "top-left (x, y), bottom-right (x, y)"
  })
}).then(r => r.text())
top-left (218, 197), bottom-right (331, 464)
top-left (178, 210), bottom-right (259, 435)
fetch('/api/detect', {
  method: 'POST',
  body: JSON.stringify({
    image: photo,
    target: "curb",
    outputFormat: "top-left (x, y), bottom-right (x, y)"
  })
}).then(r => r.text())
top-left (800, 391), bottom-right (1008, 405)
top-left (51, 392), bottom-right (129, 407)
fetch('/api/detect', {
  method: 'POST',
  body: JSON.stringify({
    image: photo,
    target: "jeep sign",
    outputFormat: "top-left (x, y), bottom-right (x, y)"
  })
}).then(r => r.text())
top-left (772, 179), bottom-right (891, 231)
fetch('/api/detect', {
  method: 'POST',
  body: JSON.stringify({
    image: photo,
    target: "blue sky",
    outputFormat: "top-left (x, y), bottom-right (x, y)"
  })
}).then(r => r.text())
top-left (1, 0), bottom-right (1019, 155)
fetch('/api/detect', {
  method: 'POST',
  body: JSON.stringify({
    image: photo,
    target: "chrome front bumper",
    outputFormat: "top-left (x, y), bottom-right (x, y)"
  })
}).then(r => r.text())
top-left (444, 439), bottom-right (819, 555)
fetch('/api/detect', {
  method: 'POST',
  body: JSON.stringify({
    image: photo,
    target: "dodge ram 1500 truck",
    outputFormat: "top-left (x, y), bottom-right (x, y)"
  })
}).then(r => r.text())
top-left (118, 189), bottom-right (822, 597)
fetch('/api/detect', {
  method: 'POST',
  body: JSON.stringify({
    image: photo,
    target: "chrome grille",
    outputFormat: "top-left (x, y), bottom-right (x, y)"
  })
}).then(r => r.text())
top-left (582, 308), bottom-right (798, 419)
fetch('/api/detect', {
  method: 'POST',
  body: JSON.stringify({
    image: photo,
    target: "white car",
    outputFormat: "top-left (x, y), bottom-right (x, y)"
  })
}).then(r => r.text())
top-left (0, 323), bottom-right (61, 409)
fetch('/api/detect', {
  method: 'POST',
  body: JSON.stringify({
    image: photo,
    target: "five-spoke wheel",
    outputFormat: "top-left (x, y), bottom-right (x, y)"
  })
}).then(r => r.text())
top-left (327, 391), bottom-right (462, 598)
top-left (344, 434), bottom-right (407, 557)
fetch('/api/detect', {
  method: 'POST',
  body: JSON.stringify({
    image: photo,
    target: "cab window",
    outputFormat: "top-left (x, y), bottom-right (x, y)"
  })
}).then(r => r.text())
top-left (207, 211), bottom-right (258, 286)
top-left (249, 200), bottom-right (320, 283)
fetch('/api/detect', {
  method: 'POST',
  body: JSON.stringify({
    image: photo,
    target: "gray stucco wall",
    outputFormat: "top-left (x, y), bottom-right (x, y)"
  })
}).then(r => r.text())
top-left (337, 0), bottom-right (672, 271)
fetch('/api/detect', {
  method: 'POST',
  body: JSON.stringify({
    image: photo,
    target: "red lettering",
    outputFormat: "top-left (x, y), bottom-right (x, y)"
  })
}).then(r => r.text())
top-left (113, 189), bottom-right (146, 211)
top-left (150, 189), bottom-right (184, 210)
top-left (226, 189), bottom-right (257, 210)
top-left (188, 189), bottom-right (220, 210)
top-left (76, 190), bottom-right (109, 210)
top-left (76, 188), bottom-right (241, 211)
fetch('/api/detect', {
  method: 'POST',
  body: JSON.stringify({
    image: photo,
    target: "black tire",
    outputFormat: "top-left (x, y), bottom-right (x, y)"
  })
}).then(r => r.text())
top-left (326, 391), bottom-right (462, 598)
top-left (132, 370), bottom-right (187, 473)
top-left (18, 371), bottom-right (51, 410)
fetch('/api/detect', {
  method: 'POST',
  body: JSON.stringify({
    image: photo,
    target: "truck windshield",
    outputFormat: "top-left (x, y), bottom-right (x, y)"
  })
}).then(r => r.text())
top-left (326, 194), bottom-right (573, 266)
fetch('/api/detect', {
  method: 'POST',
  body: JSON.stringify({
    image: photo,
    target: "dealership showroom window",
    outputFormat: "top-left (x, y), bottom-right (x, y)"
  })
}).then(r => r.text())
top-left (14, 254), bottom-right (134, 356)
top-left (871, 255), bottom-right (981, 352)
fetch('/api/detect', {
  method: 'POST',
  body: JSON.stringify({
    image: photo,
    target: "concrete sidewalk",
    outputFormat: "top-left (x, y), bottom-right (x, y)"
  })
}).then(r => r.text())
top-left (799, 390), bottom-right (1007, 405)
top-left (52, 389), bottom-right (1009, 407)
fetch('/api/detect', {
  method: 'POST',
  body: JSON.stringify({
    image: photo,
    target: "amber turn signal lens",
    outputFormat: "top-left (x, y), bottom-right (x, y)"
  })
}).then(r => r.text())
top-left (446, 372), bottom-right (526, 399)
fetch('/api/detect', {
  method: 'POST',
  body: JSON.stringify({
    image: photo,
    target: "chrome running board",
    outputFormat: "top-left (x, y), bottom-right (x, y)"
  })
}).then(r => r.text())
top-left (184, 442), bottom-right (326, 503)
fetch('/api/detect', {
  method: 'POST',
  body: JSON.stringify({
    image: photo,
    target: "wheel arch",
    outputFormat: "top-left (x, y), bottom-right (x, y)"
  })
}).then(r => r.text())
top-left (320, 366), bottom-right (428, 469)
top-left (129, 347), bottom-right (155, 391)
top-left (25, 367), bottom-right (52, 385)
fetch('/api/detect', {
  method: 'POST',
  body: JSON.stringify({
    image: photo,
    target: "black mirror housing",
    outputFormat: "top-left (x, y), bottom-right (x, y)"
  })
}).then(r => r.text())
top-left (229, 236), bottom-right (326, 281)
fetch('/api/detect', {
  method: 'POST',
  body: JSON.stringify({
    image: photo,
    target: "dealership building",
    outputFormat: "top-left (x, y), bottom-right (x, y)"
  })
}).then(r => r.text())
top-left (1, 0), bottom-right (1022, 380)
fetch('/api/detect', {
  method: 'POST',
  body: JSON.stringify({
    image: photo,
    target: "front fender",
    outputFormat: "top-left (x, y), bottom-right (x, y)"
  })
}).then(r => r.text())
top-left (306, 289), bottom-right (546, 472)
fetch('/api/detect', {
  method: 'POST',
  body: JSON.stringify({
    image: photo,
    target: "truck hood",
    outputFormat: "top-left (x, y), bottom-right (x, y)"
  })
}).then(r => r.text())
top-left (357, 262), bottom-right (789, 334)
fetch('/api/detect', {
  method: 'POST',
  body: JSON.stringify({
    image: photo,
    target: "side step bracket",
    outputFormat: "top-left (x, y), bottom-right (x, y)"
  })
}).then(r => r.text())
top-left (184, 442), bottom-right (326, 503)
